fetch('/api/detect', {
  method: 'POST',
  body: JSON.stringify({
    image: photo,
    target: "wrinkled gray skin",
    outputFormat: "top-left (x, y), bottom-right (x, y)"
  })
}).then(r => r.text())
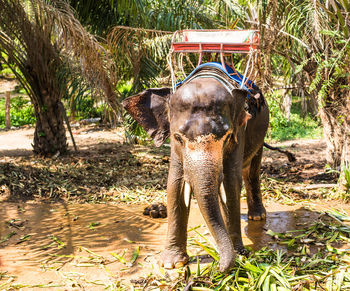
top-left (122, 77), bottom-right (269, 272)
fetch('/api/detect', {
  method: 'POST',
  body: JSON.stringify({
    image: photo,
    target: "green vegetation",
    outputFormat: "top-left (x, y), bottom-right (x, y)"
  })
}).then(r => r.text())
top-left (173, 223), bottom-right (350, 290)
top-left (0, 52), bottom-right (20, 78)
top-left (0, 96), bottom-right (36, 128)
top-left (267, 95), bottom-right (322, 142)
top-left (70, 97), bottom-right (104, 121)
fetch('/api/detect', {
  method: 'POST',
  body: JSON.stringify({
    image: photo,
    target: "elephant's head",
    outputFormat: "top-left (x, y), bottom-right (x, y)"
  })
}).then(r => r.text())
top-left (123, 78), bottom-right (252, 271)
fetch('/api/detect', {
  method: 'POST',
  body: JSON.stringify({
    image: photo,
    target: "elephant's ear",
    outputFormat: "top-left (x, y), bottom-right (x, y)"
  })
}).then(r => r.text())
top-left (231, 88), bottom-right (249, 104)
top-left (231, 89), bottom-right (251, 127)
top-left (122, 88), bottom-right (171, 147)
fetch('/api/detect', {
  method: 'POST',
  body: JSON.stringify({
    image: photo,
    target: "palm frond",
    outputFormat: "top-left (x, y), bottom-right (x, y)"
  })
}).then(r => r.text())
top-left (0, 0), bottom-right (120, 115)
top-left (106, 0), bottom-right (219, 93)
top-left (107, 26), bottom-right (172, 92)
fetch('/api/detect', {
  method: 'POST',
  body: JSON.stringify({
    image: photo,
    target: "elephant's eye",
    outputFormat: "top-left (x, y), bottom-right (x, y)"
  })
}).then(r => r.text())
top-left (174, 133), bottom-right (184, 145)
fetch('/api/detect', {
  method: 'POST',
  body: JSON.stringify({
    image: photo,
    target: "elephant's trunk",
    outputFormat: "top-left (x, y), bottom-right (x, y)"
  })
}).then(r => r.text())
top-left (186, 156), bottom-right (236, 272)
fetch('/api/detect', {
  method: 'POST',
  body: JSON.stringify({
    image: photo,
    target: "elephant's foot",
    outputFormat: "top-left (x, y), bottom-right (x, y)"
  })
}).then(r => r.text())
top-left (143, 203), bottom-right (167, 218)
top-left (160, 248), bottom-right (189, 269)
top-left (248, 204), bottom-right (266, 220)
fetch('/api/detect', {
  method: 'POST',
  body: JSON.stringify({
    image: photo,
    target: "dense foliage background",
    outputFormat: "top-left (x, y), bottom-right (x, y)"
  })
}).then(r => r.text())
top-left (0, 2), bottom-right (350, 289)
top-left (0, 0), bottom-right (349, 176)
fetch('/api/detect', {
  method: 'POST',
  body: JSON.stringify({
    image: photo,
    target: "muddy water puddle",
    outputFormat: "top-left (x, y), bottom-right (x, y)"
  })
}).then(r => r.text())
top-left (0, 201), bottom-right (348, 289)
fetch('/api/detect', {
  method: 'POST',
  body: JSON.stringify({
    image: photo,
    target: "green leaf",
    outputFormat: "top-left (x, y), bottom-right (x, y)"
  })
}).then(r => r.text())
top-left (262, 274), bottom-right (271, 291)
top-left (257, 266), bottom-right (271, 289)
top-left (49, 235), bottom-right (65, 249)
top-left (196, 256), bottom-right (201, 277)
top-left (335, 268), bottom-right (346, 291)
top-left (111, 251), bottom-right (127, 264)
top-left (243, 262), bottom-right (263, 274)
top-left (16, 234), bottom-right (31, 244)
top-left (270, 268), bottom-right (290, 289)
top-left (215, 274), bottom-right (234, 290)
top-left (88, 222), bottom-right (101, 230)
top-left (271, 283), bottom-right (277, 291)
top-left (0, 231), bottom-right (16, 244)
top-left (266, 229), bottom-right (284, 239)
top-left (130, 246), bottom-right (139, 265)
top-left (193, 240), bottom-right (219, 261)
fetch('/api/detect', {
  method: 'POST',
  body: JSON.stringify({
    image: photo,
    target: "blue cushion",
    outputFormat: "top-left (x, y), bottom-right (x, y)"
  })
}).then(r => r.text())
top-left (176, 62), bottom-right (257, 93)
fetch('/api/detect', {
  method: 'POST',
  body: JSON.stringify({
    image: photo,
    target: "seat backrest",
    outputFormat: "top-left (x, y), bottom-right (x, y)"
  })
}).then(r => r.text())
top-left (181, 30), bottom-right (258, 44)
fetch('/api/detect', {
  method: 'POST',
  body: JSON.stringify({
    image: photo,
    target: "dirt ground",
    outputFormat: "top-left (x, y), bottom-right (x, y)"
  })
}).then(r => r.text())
top-left (0, 126), bottom-right (348, 289)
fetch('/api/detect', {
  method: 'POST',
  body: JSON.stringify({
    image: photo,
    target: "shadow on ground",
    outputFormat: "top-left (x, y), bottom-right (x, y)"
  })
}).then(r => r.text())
top-left (0, 141), bottom-right (170, 203)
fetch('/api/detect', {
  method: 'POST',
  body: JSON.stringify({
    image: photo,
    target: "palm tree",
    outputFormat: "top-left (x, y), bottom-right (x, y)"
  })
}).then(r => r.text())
top-left (301, 1), bottom-right (350, 170)
top-left (214, 0), bottom-right (349, 170)
top-left (0, 0), bottom-right (119, 156)
top-left (106, 0), bottom-right (217, 93)
top-left (259, 0), bottom-right (349, 169)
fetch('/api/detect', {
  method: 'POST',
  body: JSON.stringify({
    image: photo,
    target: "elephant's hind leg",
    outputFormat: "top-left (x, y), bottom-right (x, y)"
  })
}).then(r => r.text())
top-left (243, 146), bottom-right (266, 220)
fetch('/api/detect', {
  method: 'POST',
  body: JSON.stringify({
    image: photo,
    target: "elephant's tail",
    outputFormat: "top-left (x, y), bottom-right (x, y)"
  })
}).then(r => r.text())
top-left (263, 142), bottom-right (296, 162)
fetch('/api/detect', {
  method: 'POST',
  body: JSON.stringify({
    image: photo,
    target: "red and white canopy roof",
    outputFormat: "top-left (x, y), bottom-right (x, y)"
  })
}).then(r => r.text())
top-left (171, 29), bottom-right (259, 53)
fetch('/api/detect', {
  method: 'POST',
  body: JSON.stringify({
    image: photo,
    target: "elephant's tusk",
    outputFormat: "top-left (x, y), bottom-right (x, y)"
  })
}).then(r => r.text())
top-left (220, 182), bottom-right (227, 204)
top-left (184, 182), bottom-right (191, 207)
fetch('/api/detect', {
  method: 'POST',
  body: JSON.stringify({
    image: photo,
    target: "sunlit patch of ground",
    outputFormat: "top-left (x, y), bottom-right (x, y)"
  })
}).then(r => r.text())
top-left (0, 126), bottom-right (349, 289)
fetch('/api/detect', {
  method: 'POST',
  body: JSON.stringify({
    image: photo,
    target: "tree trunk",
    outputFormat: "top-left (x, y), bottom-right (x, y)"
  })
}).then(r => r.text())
top-left (282, 89), bottom-right (292, 121)
top-left (32, 95), bottom-right (67, 156)
top-left (5, 91), bottom-right (11, 129)
top-left (299, 75), bottom-right (307, 118)
top-left (319, 88), bottom-right (350, 169)
top-left (305, 73), bottom-right (318, 116)
top-left (307, 92), bottom-right (319, 116)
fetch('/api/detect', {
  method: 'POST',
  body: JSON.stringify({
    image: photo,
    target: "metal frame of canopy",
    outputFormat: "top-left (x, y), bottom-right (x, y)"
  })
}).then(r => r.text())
top-left (167, 29), bottom-right (260, 92)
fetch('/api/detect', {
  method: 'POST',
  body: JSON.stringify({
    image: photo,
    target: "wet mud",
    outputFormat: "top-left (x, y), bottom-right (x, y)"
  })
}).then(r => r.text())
top-left (1, 200), bottom-right (348, 288)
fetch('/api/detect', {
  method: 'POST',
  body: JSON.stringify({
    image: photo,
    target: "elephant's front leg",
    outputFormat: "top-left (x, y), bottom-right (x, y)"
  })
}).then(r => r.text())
top-left (221, 161), bottom-right (246, 254)
top-left (160, 158), bottom-right (190, 268)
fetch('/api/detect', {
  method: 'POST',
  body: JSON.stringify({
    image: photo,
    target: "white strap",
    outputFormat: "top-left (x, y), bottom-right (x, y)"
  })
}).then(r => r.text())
top-left (241, 48), bottom-right (253, 89)
top-left (184, 71), bottom-right (236, 95)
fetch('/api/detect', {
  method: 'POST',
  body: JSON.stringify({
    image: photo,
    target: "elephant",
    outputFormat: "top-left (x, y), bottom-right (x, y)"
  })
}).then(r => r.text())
top-left (122, 67), bottom-right (269, 272)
